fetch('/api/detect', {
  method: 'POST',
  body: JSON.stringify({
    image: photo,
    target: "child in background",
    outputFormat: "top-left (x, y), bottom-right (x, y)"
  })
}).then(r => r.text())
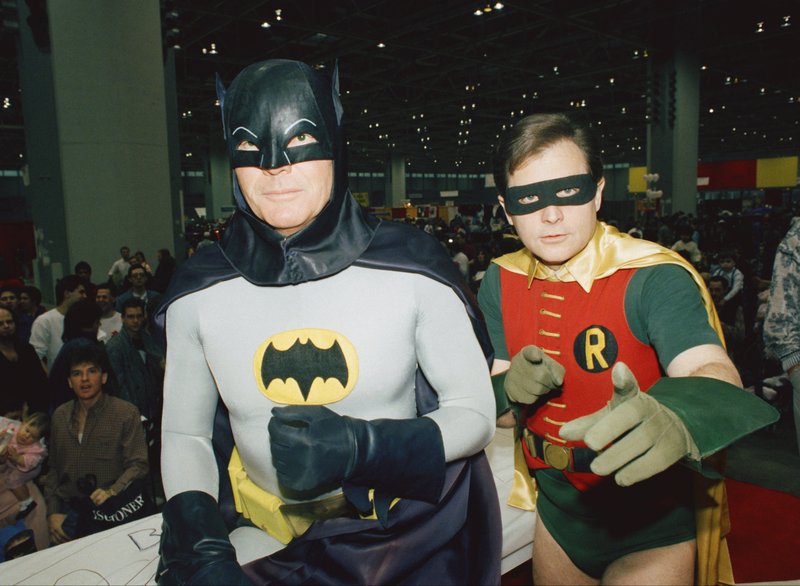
top-left (0, 412), bottom-right (49, 519)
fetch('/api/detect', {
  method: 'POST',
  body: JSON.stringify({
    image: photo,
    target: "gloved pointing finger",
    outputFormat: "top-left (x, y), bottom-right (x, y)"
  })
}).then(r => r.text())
top-left (559, 362), bottom-right (699, 487)
top-left (504, 345), bottom-right (565, 404)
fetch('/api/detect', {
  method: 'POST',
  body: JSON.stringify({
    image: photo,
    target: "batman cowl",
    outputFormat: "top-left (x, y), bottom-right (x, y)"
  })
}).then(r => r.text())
top-left (216, 59), bottom-right (378, 286)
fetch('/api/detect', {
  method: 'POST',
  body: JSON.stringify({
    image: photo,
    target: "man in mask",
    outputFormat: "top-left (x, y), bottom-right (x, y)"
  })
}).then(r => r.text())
top-left (479, 112), bottom-right (776, 585)
top-left (155, 60), bottom-right (501, 585)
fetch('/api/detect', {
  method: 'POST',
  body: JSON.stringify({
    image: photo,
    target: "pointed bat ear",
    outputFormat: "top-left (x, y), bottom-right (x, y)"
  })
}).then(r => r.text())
top-left (331, 60), bottom-right (343, 124)
top-left (215, 73), bottom-right (227, 138)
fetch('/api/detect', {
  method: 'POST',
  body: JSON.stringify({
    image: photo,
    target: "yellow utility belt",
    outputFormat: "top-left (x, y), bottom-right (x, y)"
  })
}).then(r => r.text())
top-left (228, 447), bottom-right (397, 544)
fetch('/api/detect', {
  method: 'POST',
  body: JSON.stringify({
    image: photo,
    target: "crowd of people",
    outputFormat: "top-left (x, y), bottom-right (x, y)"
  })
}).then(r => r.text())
top-left (0, 247), bottom-right (176, 560)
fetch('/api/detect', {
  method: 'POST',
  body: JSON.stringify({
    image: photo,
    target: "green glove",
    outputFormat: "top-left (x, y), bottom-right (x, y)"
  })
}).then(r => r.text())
top-left (504, 345), bottom-right (565, 404)
top-left (559, 362), bottom-right (699, 487)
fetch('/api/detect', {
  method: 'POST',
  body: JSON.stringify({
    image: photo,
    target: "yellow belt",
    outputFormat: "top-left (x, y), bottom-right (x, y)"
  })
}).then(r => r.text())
top-left (228, 447), bottom-right (397, 544)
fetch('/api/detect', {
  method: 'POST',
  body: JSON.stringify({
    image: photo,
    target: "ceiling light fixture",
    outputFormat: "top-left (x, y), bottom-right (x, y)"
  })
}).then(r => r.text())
top-left (781, 15), bottom-right (791, 27)
top-left (261, 21), bottom-right (271, 28)
top-left (275, 9), bottom-right (282, 21)
top-left (755, 21), bottom-right (764, 33)
top-left (377, 42), bottom-right (386, 48)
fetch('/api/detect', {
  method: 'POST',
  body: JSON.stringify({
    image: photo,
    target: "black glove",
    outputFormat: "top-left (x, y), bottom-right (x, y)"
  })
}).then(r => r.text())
top-left (268, 405), bottom-right (445, 503)
top-left (157, 491), bottom-right (251, 586)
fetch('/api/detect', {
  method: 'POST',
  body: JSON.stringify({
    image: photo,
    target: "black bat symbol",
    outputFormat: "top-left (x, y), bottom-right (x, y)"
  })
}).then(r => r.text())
top-left (261, 339), bottom-right (349, 400)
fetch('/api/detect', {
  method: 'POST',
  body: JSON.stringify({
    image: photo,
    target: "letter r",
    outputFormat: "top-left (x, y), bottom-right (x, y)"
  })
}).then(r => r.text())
top-left (584, 327), bottom-right (608, 370)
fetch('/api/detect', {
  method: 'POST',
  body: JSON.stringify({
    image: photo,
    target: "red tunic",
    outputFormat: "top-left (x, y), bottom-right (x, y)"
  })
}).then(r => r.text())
top-left (500, 268), bottom-right (662, 490)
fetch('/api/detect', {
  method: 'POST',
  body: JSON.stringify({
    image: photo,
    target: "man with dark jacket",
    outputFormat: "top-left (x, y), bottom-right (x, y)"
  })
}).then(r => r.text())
top-left (106, 298), bottom-right (165, 424)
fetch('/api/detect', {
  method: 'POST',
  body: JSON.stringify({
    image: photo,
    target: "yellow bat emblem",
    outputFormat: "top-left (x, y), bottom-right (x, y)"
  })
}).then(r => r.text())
top-left (253, 329), bottom-right (358, 404)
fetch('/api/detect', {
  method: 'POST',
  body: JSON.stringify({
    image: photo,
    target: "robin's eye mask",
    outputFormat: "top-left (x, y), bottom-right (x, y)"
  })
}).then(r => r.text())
top-left (504, 173), bottom-right (597, 215)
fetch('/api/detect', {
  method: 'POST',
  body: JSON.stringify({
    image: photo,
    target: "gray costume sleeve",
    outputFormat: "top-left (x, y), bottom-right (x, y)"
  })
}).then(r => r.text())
top-left (160, 295), bottom-right (221, 500)
top-left (412, 275), bottom-right (496, 461)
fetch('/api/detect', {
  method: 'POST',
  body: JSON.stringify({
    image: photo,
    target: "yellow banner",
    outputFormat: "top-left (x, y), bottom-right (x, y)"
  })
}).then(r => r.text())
top-left (352, 191), bottom-right (370, 207)
top-left (756, 156), bottom-right (798, 188)
top-left (628, 166), bottom-right (647, 193)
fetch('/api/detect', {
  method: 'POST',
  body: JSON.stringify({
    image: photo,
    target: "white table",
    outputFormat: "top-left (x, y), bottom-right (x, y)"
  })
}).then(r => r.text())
top-left (0, 428), bottom-right (536, 584)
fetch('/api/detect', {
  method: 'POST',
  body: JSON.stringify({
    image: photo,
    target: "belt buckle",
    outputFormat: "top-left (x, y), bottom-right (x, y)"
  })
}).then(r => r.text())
top-left (542, 441), bottom-right (571, 471)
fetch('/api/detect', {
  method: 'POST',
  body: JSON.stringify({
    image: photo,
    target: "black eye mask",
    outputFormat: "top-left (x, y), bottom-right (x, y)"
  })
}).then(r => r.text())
top-left (504, 173), bottom-right (597, 215)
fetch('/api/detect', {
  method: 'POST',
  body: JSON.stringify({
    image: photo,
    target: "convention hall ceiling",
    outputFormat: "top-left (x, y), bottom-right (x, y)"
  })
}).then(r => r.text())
top-left (0, 0), bottom-right (798, 174)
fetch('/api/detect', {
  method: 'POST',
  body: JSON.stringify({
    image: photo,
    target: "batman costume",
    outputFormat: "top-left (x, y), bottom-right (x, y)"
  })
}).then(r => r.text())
top-left (154, 60), bottom-right (502, 585)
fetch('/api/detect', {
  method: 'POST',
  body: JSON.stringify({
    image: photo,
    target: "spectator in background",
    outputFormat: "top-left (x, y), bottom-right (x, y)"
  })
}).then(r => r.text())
top-left (151, 249), bottom-right (177, 294)
top-left (0, 307), bottom-right (48, 416)
top-left (107, 297), bottom-right (166, 499)
top-left (710, 250), bottom-right (744, 310)
top-left (671, 224), bottom-right (702, 265)
top-left (470, 247), bottom-right (491, 293)
top-left (47, 299), bottom-right (105, 412)
top-left (115, 266), bottom-right (161, 319)
top-left (29, 275), bottom-right (87, 369)
top-left (15, 287), bottom-right (44, 345)
top-left (0, 285), bottom-right (31, 346)
top-left (74, 261), bottom-right (97, 302)
top-left (0, 286), bottom-right (18, 313)
top-left (133, 251), bottom-right (153, 276)
top-left (44, 344), bottom-right (149, 544)
top-left (194, 231), bottom-right (215, 250)
top-left (0, 411), bottom-right (50, 519)
top-left (17, 287), bottom-right (45, 320)
top-left (449, 238), bottom-right (470, 281)
top-left (708, 275), bottom-right (745, 360)
top-left (656, 218), bottom-right (674, 247)
top-left (107, 246), bottom-right (132, 290)
top-left (763, 216), bottom-right (800, 454)
top-left (106, 298), bottom-right (165, 426)
top-left (95, 283), bottom-right (122, 338)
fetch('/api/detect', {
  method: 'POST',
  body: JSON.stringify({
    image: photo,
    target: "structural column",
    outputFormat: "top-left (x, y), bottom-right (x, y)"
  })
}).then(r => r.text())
top-left (17, 0), bottom-right (176, 302)
top-left (385, 153), bottom-right (407, 208)
top-left (646, 14), bottom-right (701, 217)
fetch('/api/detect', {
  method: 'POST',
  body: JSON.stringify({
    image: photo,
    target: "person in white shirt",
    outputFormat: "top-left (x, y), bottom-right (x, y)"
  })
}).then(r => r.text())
top-left (28, 275), bottom-right (86, 368)
top-left (107, 246), bottom-right (132, 289)
top-left (96, 283), bottom-right (122, 338)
